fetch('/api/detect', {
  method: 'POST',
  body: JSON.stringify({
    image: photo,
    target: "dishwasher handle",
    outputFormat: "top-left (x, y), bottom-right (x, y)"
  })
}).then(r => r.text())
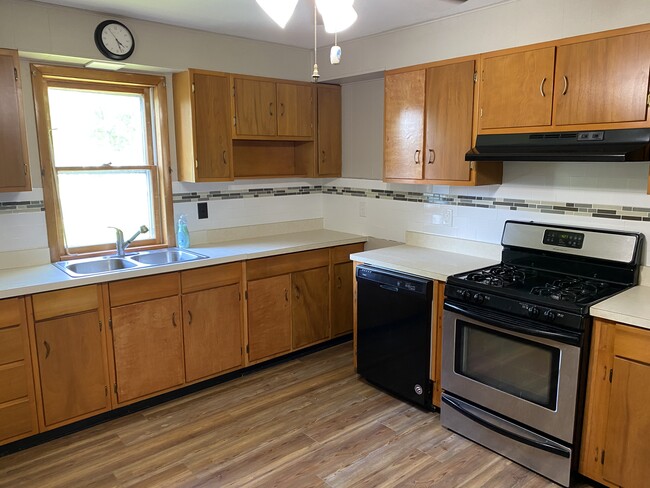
top-left (356, 265), bottom-right (433, 298)
top-left (379, 284), bottom-right (400, 293)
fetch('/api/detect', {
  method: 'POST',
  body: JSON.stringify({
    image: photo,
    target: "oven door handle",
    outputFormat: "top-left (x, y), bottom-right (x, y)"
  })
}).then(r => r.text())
top-left (442, 394), bottom-right (571, 459)
top-left (444, 301), bottom-right (581, 345)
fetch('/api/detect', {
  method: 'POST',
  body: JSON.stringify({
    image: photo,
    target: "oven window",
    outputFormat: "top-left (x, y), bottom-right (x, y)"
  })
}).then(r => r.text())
top-left (455, 320), bottom-right (560, 410)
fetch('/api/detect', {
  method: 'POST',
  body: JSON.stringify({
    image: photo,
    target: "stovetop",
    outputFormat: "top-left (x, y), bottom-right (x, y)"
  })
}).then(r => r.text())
top-left (457, 263), bottom-right (626, 308)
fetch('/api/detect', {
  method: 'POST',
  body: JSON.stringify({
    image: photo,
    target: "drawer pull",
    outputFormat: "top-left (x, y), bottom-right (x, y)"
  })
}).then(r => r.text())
top-left (428, 149), bottom-right (435, 164)
top-left (284, 289), bottom-right (288, 302)
top-left (44, 340), bottom-right (51, 359)
top-left (187, 310), bottom-right (193, 325)
top-left (337, 276), bottom-right (342, 289)
top-left (172, 312), bottom-right (178, 328)
top-left (539, 77), bottom-right (546, 97)
top-left (414, 149), bottom-right (421, 164)
top-left (562, 76), bottom-right (568, 95)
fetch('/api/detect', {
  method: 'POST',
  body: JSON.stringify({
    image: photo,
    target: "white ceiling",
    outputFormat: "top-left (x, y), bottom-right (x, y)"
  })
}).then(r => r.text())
top-left (35, 0), bottom-right (512, 49)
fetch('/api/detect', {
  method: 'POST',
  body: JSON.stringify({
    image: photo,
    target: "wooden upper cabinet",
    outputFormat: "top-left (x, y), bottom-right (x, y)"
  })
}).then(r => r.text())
top-left (317, 84), bottom-right (342, 177)
top-left (172, 69), bottom-right (233, 182)
top-left (479, 47), bottom-right (555, 130)
top-left (384, 69), bottom-right (426, 180)
top-left (233, 78), bottom-right (277, 136)
top-left (424, 60), bottom-right (475, 181)
top-left (0, 48), bottom-right (31, 192)
top-left (554, 31), bottom-right (650, 126)
top-left (277, 83), bottom-right (314, 137)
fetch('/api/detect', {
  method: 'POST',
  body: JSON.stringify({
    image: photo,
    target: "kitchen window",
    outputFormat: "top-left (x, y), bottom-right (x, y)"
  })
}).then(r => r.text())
top-left (31, 65), bottom-right (174, 261)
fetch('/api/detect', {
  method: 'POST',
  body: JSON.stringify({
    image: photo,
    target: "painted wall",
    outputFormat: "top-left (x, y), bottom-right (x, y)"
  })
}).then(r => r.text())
top-left (2, 0), bottom-right (650, 269)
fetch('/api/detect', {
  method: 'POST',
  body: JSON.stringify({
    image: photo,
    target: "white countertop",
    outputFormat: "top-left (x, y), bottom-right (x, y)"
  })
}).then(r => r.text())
top-left (590, 285), bottom-right (650, 331)
top-left (350, 244), bottom-right (498, 282)
top-left (0, 230), bottom-right (366, 300)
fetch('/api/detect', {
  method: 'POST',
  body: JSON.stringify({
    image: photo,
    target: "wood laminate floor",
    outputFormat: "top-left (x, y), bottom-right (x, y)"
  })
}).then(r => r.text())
top-left (0, 342), bottom-right (596, 488)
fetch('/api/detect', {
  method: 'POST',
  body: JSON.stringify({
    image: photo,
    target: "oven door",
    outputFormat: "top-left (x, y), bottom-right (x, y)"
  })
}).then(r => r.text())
top-left (442, 302), bottom-right (581, 444)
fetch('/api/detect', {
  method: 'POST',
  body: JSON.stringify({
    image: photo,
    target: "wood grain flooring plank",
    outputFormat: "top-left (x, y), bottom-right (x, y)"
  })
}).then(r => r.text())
top-left (0, 342), bottom-right (595, 488)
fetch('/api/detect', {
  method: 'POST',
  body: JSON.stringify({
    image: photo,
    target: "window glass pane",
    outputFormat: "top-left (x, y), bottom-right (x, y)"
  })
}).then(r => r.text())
top-left (57, 170), bottom-right (155, 249)
top-left (48, 87), bottom-right (148, 167)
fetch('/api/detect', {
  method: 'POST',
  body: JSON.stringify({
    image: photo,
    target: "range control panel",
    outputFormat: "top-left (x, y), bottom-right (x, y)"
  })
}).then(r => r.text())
top-left (543, 229), bottom-right (585, 249)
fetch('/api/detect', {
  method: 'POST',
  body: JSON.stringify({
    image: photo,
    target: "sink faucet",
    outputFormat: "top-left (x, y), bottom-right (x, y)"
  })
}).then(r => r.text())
top-left (109, 225), bottom-right (149, 257)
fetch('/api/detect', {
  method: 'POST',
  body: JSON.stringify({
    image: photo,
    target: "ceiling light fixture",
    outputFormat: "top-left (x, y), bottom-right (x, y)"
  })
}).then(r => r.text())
top-left (256, 0), bottom-right (357, 33)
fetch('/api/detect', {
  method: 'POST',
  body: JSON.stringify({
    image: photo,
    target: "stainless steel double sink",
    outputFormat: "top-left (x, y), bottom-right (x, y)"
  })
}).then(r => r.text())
top-left (54, 248), bottom-right (208, 278)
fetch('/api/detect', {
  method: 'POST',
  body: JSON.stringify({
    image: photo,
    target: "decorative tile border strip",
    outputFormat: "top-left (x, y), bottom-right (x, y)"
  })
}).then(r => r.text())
top-left (0, 201), bottom-right (45, 215)
top-left (3, 185), bottom-right (649, 223)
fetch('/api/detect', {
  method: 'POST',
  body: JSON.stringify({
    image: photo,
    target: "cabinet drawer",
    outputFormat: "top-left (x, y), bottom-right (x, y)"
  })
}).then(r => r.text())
top-left (0, 362), bottom-right (28, 403)
top-left (32, 285), bottom-right (98, 321)
top-left (0, 326), bottom-right (24, 364)
top-left (0, 298), bottom-right (23, 329)
top-left (109, 273), bottom-right (180, 307)
top-left (0, 398), bottom-right (33, 442)
top-left (247, 249), bottom-right (329, 281)
top-left (181, 262), bottom-right (241, 294)
top-left (331, 243), bottom-right (365, 264)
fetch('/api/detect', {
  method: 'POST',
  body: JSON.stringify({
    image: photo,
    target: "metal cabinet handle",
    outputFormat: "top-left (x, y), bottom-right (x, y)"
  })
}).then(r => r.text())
top-left (280, 103), bottom-right (285, 116)
top-left (414, 149), bottom-right (421, 164)
top-left (539, 77), bottom-right (546, 97)
top-left (294, 285), bottom-right (301, 300)
top-left (187, 310), bottom-right (193, 325)
top-left (562, 76), bottom-right (568, 95)
top-left (336, 276), bottom-right (342, 289)
top-left (284, 289), bottom-right (289, 302)
top-left (172, 312), bottom-right (178, 327)
top-left (321, 150), bottom-right (326, 163)
top-left (269, 102), bottom-right (274, 116)
top-left (428, 149), bottom-right (435, 164)
top-left (44, 340), bottom-right (51, 359)
top-left (222, 150), bottom-right (227, 165)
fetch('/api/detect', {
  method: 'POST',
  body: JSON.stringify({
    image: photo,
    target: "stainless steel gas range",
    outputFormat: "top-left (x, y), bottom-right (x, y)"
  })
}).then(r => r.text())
top-left (441, 220), bottom-right (644, 487)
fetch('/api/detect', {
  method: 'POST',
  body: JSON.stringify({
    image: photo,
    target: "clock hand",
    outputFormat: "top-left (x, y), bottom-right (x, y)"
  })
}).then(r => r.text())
top-left (109, 27), bottom-right (126, 52)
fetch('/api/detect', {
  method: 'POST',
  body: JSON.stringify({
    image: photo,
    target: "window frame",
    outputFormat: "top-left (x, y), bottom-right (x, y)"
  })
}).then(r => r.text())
top-left (31, 64), bottom-right (174, 262)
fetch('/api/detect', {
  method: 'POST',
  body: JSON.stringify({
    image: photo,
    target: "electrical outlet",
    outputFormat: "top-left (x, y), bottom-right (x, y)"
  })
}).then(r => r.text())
top-left (359, 201), bottom-right (367, 218)
top-left (442, 208), bottom-right (453, 226)
top-left (197, 202), bottom-right (208, 219)
top-left (428, 205), bottom-right (453, 226)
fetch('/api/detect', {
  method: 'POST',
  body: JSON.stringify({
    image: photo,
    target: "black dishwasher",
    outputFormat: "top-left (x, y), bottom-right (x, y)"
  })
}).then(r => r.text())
top-left (356, 265), bottom-right (434, 409)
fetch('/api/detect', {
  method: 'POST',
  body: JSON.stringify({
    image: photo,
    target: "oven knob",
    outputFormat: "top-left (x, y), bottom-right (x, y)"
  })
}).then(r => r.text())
top-left (472, 293), bottom-right (484, 304)
top-left (460, 290), bottom-right (472, 301)
top-left (528, 306), bottom-right (539, 318)
top-left (543, 310), bottom-right (556, 322)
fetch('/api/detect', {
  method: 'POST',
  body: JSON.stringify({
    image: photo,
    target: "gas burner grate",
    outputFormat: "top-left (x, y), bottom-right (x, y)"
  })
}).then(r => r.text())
top-left (531, 278), bottom-right (609, 303)
top-left (466, 264), bottom-right (532, 288)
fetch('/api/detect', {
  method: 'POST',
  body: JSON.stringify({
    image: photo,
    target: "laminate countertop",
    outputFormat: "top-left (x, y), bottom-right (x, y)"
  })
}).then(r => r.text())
top-left (590, 286), bottom-right (650, 331)
top-left (349, 244), bottom-right (498, 282)
top-left (0, 230), bottom-right (366, 300)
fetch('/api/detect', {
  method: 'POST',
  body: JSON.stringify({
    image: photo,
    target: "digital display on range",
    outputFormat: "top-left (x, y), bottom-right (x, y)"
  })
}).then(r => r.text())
top-left (543, 229), bottom-right (584, 249)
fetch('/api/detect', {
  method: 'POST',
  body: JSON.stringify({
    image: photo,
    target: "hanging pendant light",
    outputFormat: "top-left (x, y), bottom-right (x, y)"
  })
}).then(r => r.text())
top-left (315, 0), bottom-right (357, 33)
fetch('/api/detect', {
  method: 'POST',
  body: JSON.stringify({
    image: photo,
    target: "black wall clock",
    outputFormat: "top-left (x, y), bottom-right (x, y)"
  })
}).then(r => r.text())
top-left (94, 20), bottom-right (135, 61)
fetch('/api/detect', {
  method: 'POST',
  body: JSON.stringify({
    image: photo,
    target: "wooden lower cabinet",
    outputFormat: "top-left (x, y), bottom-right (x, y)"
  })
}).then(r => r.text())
top-left (0, 297), bottom-right (37, 445)
top-left (111, 295), bottom-right (184, 404)
top-left (580, 319), bottom-right (650, 487)
top-left (183, 283), bottom-right (242, 382)
top-left (34, 311), bottom-right (108, 427)
top-left (30, 286), bottom-right (110, 430)
top-left (292, 267), bottom-right (329, 349)
top-left (331, 261), bottom-right (353, 337)
top-left (247, 274), bottom-right (292, 362)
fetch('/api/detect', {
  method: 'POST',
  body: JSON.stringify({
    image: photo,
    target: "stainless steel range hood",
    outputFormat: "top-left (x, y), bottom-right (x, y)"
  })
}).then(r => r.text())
top-left (466, 128), bottom-right (650, 162)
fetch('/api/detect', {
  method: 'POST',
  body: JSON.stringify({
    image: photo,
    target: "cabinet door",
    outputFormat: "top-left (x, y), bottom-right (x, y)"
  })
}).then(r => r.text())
top-left (292, 267), bottom-right (330, 349)
top-left (602, 356), bottom-right (650, 486)
top-left (331, 262), bottom-right (353, 337)
top-left (111, 296), bottom-right (184, 403)
top-left (193, 73), bottom-right (232, 180)
top-left (0, 48), bottom-right (30, 192)
top-left (234, 78), bottom-right (277, 136)
top-left (277, 83), bottom-right (313, 137)
top-left (317, 85), bottom-right (342, 176)
top-left (183, 284), bottom-right (242, 382)
top-left (554, 31), bottom-right (650, 126)
top-left (479, 47), bottom-right (555, 130)
top-left (247, 275), bottom-right (291, 362)
top-left (384, 70), bottom-right (425, 180)
top-left (0, 298), bottom-right (37, 444)
top-left (424, 60), bottom-right (474, 181)
top-left (35, 311), bottom-right (109, 426)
